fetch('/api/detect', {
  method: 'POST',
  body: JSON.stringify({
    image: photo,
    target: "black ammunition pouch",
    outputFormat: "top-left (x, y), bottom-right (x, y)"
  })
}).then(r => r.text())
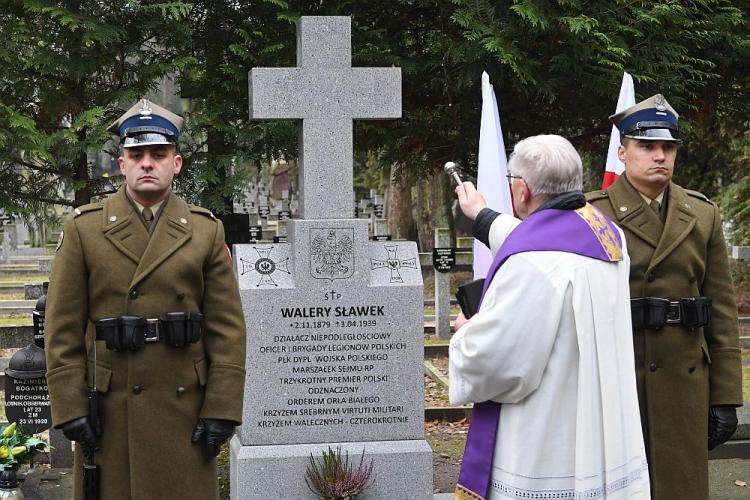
top-left (630, 296), bottom-right (711, 330)
top-left (95, 316), bottom-right (146, 351)
top-left (678, 296), bottom-right (712, 328)
top-left (96, 312), bottom-right (203, 351)
top-left (160, 311), bottom-right (203, 347)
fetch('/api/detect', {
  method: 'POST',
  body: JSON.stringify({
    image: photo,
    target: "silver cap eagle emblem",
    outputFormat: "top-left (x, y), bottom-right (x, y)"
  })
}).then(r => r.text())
top-left (138, 99), bottom-right (153, 116)
top-left (654, 94), bottom-right (667, 112)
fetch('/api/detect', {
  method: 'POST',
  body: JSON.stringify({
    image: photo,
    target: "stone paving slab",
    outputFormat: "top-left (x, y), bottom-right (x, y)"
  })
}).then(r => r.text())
top-left (20, 468), bottom-right (73, 500)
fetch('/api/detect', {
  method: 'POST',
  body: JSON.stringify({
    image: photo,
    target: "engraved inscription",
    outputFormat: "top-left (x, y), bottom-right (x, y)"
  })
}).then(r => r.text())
top-left (252, 293), bottom-right (412, 430)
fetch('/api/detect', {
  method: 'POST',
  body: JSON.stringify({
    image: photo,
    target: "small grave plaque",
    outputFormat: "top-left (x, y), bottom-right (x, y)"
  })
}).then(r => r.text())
top-left (372, 235), bottom-right (392, 242)
top-left (259, 205), bottom-right (271, 219)
top-left (272, 235), bottom-right (287, 243)
top-left (249, 226), bottom-right (263, 242)
top-left (373, 204), bottom-right (384, 218)
top-left (4, 377), bottom-right (52, 433)
top-left (432, 247), bottom-right (456, 273)
top-left (279, 210), bottom-right (291, 220)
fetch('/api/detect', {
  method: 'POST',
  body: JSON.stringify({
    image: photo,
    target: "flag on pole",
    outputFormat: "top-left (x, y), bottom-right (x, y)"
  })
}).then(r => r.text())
top-left (474, 72), bottom-right (513, 279)
top-left (601, 72), bottom-right (635, 189)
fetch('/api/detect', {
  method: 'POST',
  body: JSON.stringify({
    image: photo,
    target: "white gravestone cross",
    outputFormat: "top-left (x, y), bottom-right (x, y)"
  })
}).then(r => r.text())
top-left (249, 16), bottom-right (401, 219)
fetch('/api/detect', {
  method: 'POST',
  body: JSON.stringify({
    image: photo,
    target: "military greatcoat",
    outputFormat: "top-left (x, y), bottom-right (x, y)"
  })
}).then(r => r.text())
top-left (587, 176), bottom-right (742, 500)
top-left (44, 187), bottom-right (246, 500)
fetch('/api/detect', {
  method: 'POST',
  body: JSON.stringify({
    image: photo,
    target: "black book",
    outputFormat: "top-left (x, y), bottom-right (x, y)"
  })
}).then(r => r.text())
top-left (456, 278), bottom-right (485, 319)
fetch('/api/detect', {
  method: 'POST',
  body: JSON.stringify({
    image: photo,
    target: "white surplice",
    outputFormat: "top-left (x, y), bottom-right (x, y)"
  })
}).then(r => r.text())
top-left (450, 213), bottom-right (650, 499)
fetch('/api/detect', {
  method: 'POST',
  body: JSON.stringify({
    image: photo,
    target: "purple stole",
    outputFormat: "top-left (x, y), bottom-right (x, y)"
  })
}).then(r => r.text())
top-left (454, 203), bottom-right (622, 500)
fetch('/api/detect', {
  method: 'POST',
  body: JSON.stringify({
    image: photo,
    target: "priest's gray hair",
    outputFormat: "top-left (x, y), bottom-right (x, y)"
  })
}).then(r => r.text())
top-left (508, 134), bottom-right (583, 197)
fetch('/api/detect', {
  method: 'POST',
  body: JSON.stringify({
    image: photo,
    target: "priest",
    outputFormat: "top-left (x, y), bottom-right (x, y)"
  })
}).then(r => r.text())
top-left (450, 135), bottom-right (650, 499)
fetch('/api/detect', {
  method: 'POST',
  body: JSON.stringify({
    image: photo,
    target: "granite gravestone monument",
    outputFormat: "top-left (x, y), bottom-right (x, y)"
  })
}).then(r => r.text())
top-left (230, 16), bottom-right (432, 499)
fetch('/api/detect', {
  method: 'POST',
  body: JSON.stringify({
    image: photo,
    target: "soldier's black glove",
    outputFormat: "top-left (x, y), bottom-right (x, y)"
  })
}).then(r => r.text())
top-left (60, 416), bottom-right (98, 455)
top-left (191, 418), bottom-right (237, 459)
top-left (708, 405), bottom-right (738, 450)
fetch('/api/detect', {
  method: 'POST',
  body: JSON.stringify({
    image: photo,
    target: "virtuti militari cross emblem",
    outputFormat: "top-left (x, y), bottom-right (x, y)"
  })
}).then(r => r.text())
top-left (370, 245), bottom-right (418, 284)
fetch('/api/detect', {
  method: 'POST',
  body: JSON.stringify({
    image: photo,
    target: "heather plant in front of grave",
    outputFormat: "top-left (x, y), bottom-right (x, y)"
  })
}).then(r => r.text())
top-left (305, 446), bottom-right (374, 500)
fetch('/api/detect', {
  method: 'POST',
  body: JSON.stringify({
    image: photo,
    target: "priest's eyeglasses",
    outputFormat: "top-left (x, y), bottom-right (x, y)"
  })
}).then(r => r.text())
top-left (506, 173), bottom-right (523, 183)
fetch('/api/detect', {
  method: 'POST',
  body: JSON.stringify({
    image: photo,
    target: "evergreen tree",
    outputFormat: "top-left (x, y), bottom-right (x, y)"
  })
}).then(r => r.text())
top-left (0, 0), bottom-right (192, 217)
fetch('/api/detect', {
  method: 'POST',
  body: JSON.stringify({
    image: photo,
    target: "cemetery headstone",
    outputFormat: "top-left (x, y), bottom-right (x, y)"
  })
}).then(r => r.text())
top-left (433, 228), bottom-right (453, 339)
top-left (248, 226), bottom-right (263, 243)
top-left (372, 218), bottom-right (389, 240)
top-left (4, 344), bottom-right (52, 434)
top-left (0, 229), bottom-right (9, 262)
top-left (4, 222), bottom-right (19, 252)
top-left (231, 16), bottom-right (431, 499)
top-left (258, 204), bottom-right (270, 219)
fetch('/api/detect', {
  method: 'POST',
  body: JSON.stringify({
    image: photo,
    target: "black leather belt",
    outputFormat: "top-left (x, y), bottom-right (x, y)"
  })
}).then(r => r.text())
top-left (631, 297), bottom-right (711, 330)
top-left (95, 312), bottom-right (203, 351)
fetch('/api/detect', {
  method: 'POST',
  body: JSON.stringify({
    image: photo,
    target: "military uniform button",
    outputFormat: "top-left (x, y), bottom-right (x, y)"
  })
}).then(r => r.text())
top-left (646, 272), bottom-right (655, 282)
top-left (132, 385), bottom-right (143, 394)
top-left (649, 363), bottom-right (658, 372)
top-left (109, 215), bottom-right (117, 222)
top-left (129, 289), bottom-right (139, 299)
top-left (689, 276), bottom-right (697, 283)
top-left (177, 292), bottom-right (185, 301)
top-left (176, 387), bottom-right (185, 397)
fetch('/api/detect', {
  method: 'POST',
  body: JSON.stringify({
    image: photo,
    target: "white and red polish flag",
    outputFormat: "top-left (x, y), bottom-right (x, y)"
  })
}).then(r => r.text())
top-left (474, 72), bottom-right (513, 279)
top-left (601, 72), bottom-right (635, 189)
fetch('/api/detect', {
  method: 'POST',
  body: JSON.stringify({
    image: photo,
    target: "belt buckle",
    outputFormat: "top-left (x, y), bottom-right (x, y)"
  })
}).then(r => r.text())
top-left (145, 318), bottom-right (160, 342)
top-left (666, 301), bottom-right (681, 324)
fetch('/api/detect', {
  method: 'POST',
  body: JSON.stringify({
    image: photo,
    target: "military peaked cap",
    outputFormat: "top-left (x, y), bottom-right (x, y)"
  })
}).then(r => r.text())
top-left (609, 94), bottom-right (681, 143)
top-left (108, 98), bottom-right (184, 148)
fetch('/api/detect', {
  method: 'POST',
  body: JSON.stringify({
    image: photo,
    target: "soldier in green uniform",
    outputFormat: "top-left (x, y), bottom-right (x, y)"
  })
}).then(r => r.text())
top-left (44, 99), bottom-right (247, 499)
top-left (586, 94), bottom-right (742, 500)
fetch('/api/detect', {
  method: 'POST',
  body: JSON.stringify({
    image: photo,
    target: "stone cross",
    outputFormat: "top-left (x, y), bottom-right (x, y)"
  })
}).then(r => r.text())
top-left (249, 16), bottom-right (401, 219)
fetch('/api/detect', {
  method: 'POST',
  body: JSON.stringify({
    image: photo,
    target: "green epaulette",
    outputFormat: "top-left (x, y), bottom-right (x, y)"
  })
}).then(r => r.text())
top-left (72, 202), bottom-right (104, 217)
top-left (188, 205), bottom-right (217, 220)
top-left (585, 190), bottom-right (609, 202)
top-left (684, 189), bottom-right (711, 204)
